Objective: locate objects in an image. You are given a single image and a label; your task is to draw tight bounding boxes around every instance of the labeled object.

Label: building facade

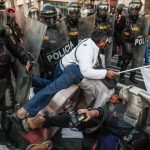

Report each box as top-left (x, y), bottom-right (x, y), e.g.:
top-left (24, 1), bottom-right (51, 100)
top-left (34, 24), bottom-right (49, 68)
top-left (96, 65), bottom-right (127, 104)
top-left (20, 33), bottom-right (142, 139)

top-left (5, 0), bottom-right (150, 17)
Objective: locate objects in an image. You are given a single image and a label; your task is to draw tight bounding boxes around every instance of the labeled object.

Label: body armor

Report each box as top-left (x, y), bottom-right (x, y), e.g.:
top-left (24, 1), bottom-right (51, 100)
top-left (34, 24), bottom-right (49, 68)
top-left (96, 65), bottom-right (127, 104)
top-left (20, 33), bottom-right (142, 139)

top-left (37, 3), bottom-right (73, 79)
top-left (39, 24), bottom-right (73, 79)
top-left (65, 15), bottom-right (79, 47)
top-left (95, 14), bottom-right (114, 66)
top-left (123, 14), bottom-right (146, 65)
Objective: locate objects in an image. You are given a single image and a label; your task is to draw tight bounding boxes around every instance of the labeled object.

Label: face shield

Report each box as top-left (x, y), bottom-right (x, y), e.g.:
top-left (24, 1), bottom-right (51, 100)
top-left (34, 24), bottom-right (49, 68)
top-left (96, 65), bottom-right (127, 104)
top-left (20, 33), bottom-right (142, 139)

top-left (28, 8), bottom-right (39, 20)
top-left (30, 12), bottom-right (39, 20)
top-left (40, 9), bottom-right (57, 26)
top-left (68, 7), bottom-right (80, 20)
top-left (98, 4), bottom-right (108, 16)
top-left (44, 16), bottom-right (56, 26)
top-left (129, 3), bottom-right (141, 16)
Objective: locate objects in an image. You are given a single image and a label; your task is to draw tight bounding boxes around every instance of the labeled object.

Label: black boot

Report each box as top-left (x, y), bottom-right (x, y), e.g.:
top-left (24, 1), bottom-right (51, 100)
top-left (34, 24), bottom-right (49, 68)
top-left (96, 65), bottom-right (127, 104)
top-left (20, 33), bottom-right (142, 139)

top-left (119, 74), bottom-right (125, 84)
top-left (1, 111), bottom-right (18, 149)
top-left (117, 56), bottom-right (122, 67)
top-left (129, 72), bottom-right (138, 84)
top-left (7, 83), bottom-right (16, 109)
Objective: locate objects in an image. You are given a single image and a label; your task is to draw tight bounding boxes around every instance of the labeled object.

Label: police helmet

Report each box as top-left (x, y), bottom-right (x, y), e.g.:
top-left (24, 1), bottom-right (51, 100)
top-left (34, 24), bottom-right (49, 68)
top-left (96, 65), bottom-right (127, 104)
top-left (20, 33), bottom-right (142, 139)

top-left (116, 4), bottom-right (128, 14)
top-left (129, 0), bottom-right (143, 17)
top-left (40, 3), bottom-right (57, 26)
top-left (28, 7), bottom-right (39, 20)
top-left (67, 2), bottom-right (81, 20)
top-left (97, 0), bottom-right (109, 17)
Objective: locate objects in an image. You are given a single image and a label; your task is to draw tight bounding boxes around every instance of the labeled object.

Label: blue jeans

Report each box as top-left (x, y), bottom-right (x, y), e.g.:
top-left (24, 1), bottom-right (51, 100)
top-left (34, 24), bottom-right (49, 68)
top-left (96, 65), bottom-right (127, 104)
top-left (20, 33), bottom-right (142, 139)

top-left (32, 64), bottom-right (63, 93)
top-left (24, 64), bottom-right (83, 116)
top-left (145, 44), bottom-right (149, 65)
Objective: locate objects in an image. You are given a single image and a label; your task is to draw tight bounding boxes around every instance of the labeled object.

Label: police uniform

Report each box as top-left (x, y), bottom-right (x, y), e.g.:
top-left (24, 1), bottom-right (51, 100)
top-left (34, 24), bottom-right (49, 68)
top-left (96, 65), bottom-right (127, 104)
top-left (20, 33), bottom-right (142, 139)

top-left (95, 0), bottom-right (114, 67)
top-left (119, 13), bottom-right (147, 83)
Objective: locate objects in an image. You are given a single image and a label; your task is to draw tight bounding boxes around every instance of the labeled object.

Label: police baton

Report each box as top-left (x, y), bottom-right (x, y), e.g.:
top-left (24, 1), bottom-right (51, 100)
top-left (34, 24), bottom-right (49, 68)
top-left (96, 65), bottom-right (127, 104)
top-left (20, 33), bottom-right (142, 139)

top-left (118, 65), bottom-right (150, 74)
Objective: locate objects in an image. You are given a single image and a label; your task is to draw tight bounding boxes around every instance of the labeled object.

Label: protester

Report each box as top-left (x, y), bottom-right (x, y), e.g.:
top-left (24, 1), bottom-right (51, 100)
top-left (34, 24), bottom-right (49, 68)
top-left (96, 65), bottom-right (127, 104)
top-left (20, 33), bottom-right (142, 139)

top-left (11, 29), bottom-right (118, 132)
top-left (26, 107), bottom-right (149, 150)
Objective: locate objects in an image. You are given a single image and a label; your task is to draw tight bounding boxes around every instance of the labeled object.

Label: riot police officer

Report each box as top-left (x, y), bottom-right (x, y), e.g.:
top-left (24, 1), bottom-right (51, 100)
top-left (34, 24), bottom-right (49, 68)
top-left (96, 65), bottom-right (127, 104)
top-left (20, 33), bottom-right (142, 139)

top-left (36, 3), bottom-right (72, 80)
top-left (113, 4), bottom-right (127, 66)
top-left (119, 0), bottom-right (147, 84)
top-left (65, 2), bottom-right (81, 47)
top-left (6, 7), bottom-right (24, 78)
top-left (95, 0), bottom-right (114, 66)
top-left (38, 3), bottom-right (58, 79)
top-left (0, 1), bottom-right (31, 148)
top-left (28, 7), bottom-right (39, 20)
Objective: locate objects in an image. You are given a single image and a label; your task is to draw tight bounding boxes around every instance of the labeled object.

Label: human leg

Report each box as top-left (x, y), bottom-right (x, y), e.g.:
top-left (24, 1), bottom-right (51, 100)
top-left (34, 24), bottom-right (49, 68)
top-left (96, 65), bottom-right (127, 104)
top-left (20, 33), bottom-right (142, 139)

top-left (12, 64), bottom-right (83, 120)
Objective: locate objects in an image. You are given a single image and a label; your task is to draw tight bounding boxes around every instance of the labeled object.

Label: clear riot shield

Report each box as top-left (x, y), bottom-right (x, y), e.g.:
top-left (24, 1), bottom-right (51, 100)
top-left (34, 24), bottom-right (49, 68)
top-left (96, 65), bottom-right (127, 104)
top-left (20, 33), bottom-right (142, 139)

top-left (15, 18), bottom-right (47, 103)
top-left (0, 10), bottom-right (7, 27)
top-left (78, 13), bottom-right (96, 40)
top-left (15, 6), bottom-right (26, 33)
top-left (23, 18), bottom-right (47, 60)
top-left (144, 15), bottom-right (150, 37)
top-left (41, 19), bottom-right (74, 67)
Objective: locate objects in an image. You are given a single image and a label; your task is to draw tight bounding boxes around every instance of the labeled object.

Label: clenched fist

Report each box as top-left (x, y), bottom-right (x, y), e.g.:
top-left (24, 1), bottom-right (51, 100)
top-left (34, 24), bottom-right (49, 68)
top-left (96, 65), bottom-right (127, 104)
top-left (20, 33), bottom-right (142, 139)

top-left (106, 70), bottom-right (119, 79)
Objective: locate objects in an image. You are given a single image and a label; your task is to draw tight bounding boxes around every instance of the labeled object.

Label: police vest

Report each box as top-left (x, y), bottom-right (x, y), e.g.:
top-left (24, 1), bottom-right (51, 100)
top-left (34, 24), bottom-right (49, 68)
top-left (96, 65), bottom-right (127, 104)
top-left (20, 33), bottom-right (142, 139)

top-left (0, 44), bottom-right (11, 79)
top-left (125, 15), bottom-right (146, 46)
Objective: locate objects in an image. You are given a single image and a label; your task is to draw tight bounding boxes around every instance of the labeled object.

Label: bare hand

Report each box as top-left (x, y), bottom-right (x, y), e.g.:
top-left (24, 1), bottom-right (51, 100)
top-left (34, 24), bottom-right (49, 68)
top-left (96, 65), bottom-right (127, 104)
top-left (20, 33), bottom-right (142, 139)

top-left (25, 61), bottom-right (34, 72)
top-left (106, 70), bottom-right (119, 79)
top-left (78, 109), bottom-right (99, 122)
top-left (124, 32), bottom-right (130, 36)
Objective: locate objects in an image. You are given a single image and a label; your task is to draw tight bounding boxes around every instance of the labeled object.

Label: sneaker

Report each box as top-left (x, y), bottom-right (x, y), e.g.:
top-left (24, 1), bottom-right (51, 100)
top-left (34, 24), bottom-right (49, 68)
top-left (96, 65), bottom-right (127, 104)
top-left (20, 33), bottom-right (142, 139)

top-left (10, 112), bottom-right (30, 132)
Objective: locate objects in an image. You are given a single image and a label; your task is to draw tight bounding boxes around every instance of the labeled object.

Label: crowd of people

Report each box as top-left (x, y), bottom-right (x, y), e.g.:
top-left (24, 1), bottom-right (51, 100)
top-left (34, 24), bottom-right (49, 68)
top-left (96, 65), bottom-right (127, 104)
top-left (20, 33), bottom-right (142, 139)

top-left (0, 0), bottom-right (150, 149)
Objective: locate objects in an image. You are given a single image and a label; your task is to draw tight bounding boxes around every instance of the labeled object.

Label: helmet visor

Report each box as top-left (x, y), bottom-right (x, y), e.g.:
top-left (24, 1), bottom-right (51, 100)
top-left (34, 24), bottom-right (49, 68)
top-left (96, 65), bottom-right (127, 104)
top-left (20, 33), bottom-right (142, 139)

top-left (68, 7), bottom-right (80, 19)
top-left (129, 3), bottom-right (141, 10)
top-left (44, 17), bottom-right (56, 26)
top-left (30, 13), bottom-right (39, 20)
top-left (98, 5), bottom-right (108, 11)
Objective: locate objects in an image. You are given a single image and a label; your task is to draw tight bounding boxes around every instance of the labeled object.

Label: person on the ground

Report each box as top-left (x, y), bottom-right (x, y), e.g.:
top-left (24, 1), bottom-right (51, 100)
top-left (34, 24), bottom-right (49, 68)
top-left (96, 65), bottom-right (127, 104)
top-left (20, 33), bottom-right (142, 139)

top-left (26, 107), bottom-right (149, 150)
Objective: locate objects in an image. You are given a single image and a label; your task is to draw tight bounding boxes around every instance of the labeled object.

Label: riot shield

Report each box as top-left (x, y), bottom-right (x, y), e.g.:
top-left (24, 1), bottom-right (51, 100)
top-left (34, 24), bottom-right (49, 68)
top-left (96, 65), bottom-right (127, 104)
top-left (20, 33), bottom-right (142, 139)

top-left (15, 6), bottom-right (26, 33)
top-left (15, 18), bottom-right (47, 103)
top-left (40, 19), bottom-right (74, 67)
top-left (78, 13), bottom-right (96, 40)
top-left (23, 17), bottom-right (47, 60)
top-left (144, 15), bottom-right (150, 37)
